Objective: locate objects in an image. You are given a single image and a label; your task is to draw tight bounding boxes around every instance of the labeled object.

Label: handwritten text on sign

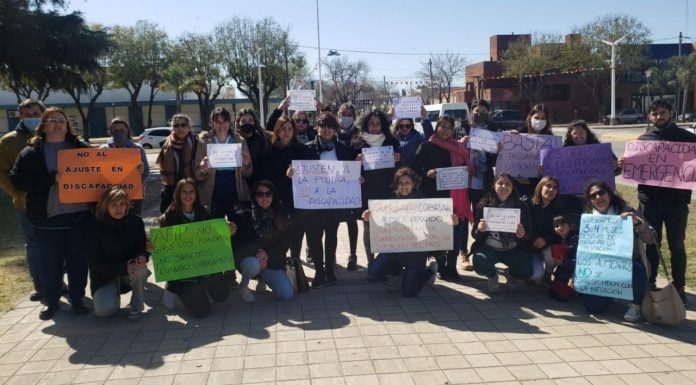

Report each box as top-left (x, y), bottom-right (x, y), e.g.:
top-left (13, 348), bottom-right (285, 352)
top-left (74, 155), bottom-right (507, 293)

top-left (621, 140), bottom-right (696, 190)
top-left (150, 219), bottom-right (234, 282)
top-left (292, 160), bottom-right (362, 209)
top-left (469, 127), bottom-right (500, 153)
top-left (288, 90), bottom-right (316, 111)
top-left (541, 143), bottom-right (615, 194)
top-left (57, 148), bottom-right (143, 203)
top-left (392, 96), bottom-right (422, 119)
top-left (207, 143), bottom-right (242, 168)
top-left (575, 214), bottom-right (634, 301)
top-left (495, 133), bottom-right (562, 178)
top-left (483, 207), bottom-right (520, 233)
top-left (362, 146), bottom-right (395, 170)
top-left (369, 198), bottom-right (453, 253)
top-left (436, 167), bottom-right (469, 190)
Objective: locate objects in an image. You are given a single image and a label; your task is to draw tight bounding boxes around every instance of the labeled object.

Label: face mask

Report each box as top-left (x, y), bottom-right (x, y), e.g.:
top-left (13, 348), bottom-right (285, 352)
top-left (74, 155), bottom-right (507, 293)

top-left (472, 112), bottom-right (488, 124)
top-left (22, 118), bottom-right (40, 130)
top-left (531, 118), bottom-right (547, 131)
top-left (112, 130), bottom-right (129, 147)
top-left (340, 116), bottom-right (354, 128)
top-left (240, 123), bottom-right (256, 135)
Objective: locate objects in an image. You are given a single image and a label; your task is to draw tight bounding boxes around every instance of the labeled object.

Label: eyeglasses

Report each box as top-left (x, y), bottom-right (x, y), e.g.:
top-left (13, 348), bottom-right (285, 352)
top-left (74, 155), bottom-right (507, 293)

top-left (294, 119), bottom-right (309, 124)
top-left (46, 118), bottom-right (67, 124)
top-left (589, 189), bottom-right (607, 200)
top-left (397, 124), bottom-right (413, 129)
top-left (173, 123), bottom-right (189, 129)
top-left (255, 191), bottom-right (273, 198)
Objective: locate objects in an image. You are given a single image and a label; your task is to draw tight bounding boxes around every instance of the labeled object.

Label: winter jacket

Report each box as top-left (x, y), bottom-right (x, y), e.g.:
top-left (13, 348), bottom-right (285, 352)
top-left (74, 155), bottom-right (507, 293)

top-left (230, 204), bottom-right (291, 270)
top-left (0, 123), bottom-right (34, 210)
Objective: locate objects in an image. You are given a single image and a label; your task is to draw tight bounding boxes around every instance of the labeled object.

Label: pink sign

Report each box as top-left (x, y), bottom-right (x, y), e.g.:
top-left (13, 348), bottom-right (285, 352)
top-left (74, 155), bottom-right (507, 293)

top-left (621, 140), bottom-right (696, 190)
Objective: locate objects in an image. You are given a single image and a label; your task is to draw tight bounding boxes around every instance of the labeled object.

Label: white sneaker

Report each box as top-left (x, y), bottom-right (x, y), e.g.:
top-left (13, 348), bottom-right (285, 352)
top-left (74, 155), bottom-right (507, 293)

top-left (256, 280), bottom-right (267, 293)
top-left (624, 304), bottom-right (641, 323)
top-left (460, 253), bottom-right (474, 271)
top-left (240, 287), bottom-right (256, 303)
top-left (504, 269), bottom-right (520, 290)
top-left (162, 290), bottom-right (177, 310)
top-left (488, 272), bottom-right (500, 293)
top-left (426, 261), bottom-right (438, 286)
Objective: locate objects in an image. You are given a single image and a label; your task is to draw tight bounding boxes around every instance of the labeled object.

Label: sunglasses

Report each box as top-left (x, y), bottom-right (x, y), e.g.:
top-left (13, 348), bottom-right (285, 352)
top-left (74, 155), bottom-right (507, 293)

top-left (47, 118), bottom-right (67, 124)
top-left (173, 123), bottom-right (189, 128)
top-left (589, 189), bottom-right (607, 200)
top-left (294, 119), bottom-right (309, 124)
top-left (397, 124), bottom-right (413, 129)
top-left (255, 191), bottom-right (273, 198)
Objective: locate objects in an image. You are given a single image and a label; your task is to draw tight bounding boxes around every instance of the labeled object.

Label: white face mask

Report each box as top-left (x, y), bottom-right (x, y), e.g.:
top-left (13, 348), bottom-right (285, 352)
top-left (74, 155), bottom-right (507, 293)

top-left (531, 118), bottom-right (547, 131)
top-left (340, 116), bottom-right (354, 129)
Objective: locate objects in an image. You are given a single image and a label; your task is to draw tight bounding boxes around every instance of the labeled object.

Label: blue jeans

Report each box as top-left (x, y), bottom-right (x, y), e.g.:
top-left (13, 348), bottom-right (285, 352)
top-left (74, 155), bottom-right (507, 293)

top-left (34, 211), bottom-right (93, 306)
top-left (92, 268), bottom-right (149, 317)
top-left (239, 256), bottom-right (294, 301)
top-left (472, 242), bottom-right (533, 279)
top-left (15, 209), bottom-right (41, 285)
top-left (582, 258), bottom-right (648, 313)
top-left (368, 254), bottom-right (432, 298)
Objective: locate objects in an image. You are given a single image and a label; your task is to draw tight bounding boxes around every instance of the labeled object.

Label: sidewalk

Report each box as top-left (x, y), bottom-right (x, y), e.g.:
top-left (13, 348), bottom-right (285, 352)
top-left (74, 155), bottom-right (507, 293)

top-left (0, 174), bottom-right (694, 385)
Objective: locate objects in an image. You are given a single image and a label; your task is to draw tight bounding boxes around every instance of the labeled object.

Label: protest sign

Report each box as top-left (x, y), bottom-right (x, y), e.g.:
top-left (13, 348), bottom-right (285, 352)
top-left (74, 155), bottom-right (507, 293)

top-left (288, 90), bottom-right (316, 111)
top-left (436, 166), bottom-right (469, 190)
top-left (482, 207), bottom-right (520, 233)
top-left (207, 143), bottom-right (242, 168)
top-left (362, 146), bottom-right (395, 170)
top-left (469, 127), bottom-right (500, 153)
top-left (291, 160), bottom-right (362, 209)
top-left (495, 133), bottom-right (562, 178)
top-left (150, 218), bottom-right (234, 282)
top-left (621, 140), bottom-right (696, 190)
top-left (57, 148), bottom-right (143, 203)
top-left (541, 143), bottom-right (615, 194)
top-left (392, 96), bottom-right (422, 119)
top-left (574, 214), bottom-right (634, 301)
top-left (369, 198), bottom-right (453, 253)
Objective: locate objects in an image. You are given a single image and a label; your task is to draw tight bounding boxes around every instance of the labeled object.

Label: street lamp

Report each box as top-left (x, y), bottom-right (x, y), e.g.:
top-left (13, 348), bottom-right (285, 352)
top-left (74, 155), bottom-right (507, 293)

top-left (315, 0), bottom-right (323, 102)
top-left (645, 68), bottom-right (652, 110)
top-left (257, 47), bottom-right (266, 127)
top-left (601, 34), bottom-right (627, 126)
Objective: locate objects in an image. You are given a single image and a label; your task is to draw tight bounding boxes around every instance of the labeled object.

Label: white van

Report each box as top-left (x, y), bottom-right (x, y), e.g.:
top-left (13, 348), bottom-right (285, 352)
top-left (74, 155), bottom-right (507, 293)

top-left (415, 103), bottom-right (470, 132)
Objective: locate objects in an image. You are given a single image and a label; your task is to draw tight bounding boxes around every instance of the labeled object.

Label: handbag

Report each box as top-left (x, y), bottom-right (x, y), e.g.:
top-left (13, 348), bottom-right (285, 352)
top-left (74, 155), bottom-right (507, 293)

top-left (641, 234), bottom-right (686, 326)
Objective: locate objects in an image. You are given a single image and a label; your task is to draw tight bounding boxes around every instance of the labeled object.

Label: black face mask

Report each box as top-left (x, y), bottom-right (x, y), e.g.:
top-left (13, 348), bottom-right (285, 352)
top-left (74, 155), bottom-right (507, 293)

top-left (472, 112), bottom-right (488, 124)
top-left (240, 123), bottom-right (256, 135)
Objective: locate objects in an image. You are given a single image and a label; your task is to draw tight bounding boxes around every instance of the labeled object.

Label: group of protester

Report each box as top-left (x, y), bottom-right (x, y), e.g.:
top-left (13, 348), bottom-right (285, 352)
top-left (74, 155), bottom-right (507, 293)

top-left (0, 96), bottom-right (692, 324)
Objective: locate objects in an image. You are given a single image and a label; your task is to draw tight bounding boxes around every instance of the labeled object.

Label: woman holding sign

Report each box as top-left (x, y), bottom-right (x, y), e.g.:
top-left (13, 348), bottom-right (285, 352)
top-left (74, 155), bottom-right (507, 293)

top-left (230, 181), bottom-right (294, 303)
top-left (528, 176), bottom-right (563, 284)
top-left (471, 173), bottom-right (533, 292)
top-left (414, 115), bottom-right (473, 281)
top-left (512, 104), bottom-right (554, 198)
top-left (581, 181), bottom-right (653, 322)
top-left (159, 178), bottom-right (230, 318)
top-left (351, 110), bottom-right (401, 269)
top-left (10, 107), bottom-right (92, 320)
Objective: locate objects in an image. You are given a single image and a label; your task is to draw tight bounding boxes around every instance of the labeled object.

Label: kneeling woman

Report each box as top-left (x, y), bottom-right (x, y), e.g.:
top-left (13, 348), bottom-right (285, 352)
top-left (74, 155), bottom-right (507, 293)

top-left (362, 168), bottom-right (441, 297)
top-left (159, 178), bottom-right (231, 318)
top-left (230, 180), bottom-right (294, 303)
top-left (472, 173), bottom-right (533, 292)
top-left (580, 181), bottom-right (653, 322)
top-left (90, 187), bottom-right (150, 318)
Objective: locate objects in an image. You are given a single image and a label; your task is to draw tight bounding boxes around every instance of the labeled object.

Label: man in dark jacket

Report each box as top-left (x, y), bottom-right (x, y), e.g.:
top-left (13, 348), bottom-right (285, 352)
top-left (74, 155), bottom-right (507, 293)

top-left (635, 99), bottom-right (696, 305)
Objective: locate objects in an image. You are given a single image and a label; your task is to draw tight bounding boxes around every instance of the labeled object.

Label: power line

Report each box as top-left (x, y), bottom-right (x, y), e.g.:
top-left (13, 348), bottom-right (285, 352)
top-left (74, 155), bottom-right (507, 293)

top-left (296, 45), bottom-right (488, 57)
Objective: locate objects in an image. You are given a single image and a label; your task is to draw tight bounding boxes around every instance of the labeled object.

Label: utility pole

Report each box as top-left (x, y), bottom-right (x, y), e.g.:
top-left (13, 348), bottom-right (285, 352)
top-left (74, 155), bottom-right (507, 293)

top-left (677, 32), bottom-right (684, 119)
top-left (316, 0), bottom-right (323, 102)
top-left (257, 47), bottom-right (264, 127)
top-left (428, 58), bottom-right (434, 104)
top-left (383, 75), bottom-right (387, 109)
top-left (283, 36), bottom-right (289, 99)
top-left (601, 34), bottom-right (627, 126)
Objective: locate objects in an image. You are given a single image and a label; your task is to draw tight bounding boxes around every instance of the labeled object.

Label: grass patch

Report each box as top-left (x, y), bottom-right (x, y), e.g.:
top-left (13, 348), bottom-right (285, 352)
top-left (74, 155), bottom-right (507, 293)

top-left (0, 197), bottom-right (33, 313)
top-left (615, 183), bottom-right (696, 288)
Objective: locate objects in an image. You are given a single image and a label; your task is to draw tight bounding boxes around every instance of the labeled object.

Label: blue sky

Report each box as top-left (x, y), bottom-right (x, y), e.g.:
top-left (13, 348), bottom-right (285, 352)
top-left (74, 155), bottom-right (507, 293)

top-left (67, 0), bottom-right (693, 85)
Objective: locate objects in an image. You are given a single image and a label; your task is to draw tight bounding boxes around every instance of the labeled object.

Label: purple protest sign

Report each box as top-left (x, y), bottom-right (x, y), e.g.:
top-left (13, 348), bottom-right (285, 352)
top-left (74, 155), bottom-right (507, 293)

top-left (495, 133), bottom-right (562, 178)
top-left (621, 140), bottom-right (696, 190)
top-left (541, 143), bottom-right (616, 194)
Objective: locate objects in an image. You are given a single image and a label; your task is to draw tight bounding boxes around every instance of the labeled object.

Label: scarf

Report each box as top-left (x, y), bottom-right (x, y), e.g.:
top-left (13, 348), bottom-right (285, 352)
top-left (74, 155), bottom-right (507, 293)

top-left (251, 203), bottom-right (275, 239)
top-left (317, 137), bottom-right (335, 153)
top-left (428, 134), bottom-right (473, 223)
top-left (157, 132), bottom-right (195, 186)
top-left (362, 132), bottom-right (386, 147)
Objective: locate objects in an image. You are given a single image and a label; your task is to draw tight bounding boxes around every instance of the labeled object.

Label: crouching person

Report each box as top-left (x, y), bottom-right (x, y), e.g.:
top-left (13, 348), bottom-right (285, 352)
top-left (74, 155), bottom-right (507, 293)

top-left (90, 187), bottom-right (150, 319)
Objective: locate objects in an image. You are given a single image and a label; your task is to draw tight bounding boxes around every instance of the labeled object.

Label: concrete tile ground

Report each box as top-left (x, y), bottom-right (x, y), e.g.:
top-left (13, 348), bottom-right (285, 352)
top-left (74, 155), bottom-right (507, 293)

top-left (1, 168), bottom-right (695, 384)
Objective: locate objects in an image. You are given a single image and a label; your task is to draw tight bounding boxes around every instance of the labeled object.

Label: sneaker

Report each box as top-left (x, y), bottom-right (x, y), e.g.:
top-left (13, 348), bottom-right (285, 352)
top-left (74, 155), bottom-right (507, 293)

top-left (162, 289), bottom-right (177, 310)
top-left (39, 303), bottom-right (59, 320)
top-left (488, 272), bottom-right (500, 293)
top-left (624, 303), bottom-right (641, 323)
top-left (426, 261), bottom-right (438, 287)
top-left (386, 273), bottom-right (403, 289)
top-left (29, 291), bottom-right (43, 302)
top-left (347, 255), bottom-right (357, 271)
top-left (240, 287), bottom-right (256, 303)
top-left (675, 286), bottom-right (688, 306)
top-left (461, 254), bottom-right (474, 271)
top-left (311, 274), bottom-right (325, 289)
top-left (504, 269), bottom-right (520, 290)
top-left (256, 280), bottom-right (267, 293)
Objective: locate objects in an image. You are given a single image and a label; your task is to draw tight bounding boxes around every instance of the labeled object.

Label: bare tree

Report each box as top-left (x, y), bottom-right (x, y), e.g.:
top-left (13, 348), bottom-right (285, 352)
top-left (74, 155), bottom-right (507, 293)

top-left (418, 53), bottom-right (467, 103)
top-left (322, 56), bottom-right (371, 108)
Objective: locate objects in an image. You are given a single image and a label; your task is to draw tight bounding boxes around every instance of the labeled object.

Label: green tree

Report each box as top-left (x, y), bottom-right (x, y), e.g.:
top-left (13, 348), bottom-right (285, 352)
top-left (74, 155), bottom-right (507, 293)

top-left (673, 53), bottom-right (696, 117)
top-left (215, 16), bottom-right (306, 125)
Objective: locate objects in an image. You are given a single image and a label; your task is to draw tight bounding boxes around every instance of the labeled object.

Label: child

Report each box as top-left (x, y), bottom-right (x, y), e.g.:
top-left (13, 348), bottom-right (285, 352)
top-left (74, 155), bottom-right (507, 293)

top-left (547, 215), bottom-right (578, 301)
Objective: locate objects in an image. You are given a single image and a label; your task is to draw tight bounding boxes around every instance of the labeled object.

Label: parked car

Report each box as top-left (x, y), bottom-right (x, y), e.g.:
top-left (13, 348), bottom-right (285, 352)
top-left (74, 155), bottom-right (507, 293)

top-left (603, 109), bottom-right (644, 125)
top-left (491, 110), bottom-right (526, 130)
top-left (135, 127), bottom-right (171, 149)
top-left (677, 111), bottom-right (696, 122)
